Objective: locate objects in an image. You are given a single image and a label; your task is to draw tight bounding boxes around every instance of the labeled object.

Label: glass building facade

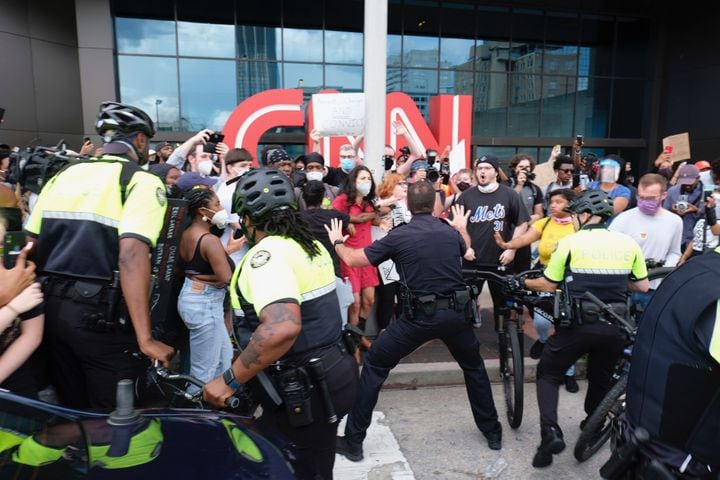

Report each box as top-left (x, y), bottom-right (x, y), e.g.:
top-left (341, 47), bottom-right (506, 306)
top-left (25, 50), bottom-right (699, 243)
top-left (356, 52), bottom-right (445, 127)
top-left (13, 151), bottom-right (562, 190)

top-left (111, 0), bottom-right (652, 166)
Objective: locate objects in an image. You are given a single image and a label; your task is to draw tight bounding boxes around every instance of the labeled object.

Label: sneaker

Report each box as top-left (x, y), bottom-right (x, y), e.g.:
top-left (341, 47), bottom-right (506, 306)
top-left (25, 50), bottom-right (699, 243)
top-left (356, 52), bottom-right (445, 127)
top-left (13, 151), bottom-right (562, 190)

top-left (532, 426), bottom-right (565, 468)
top-left (565, 375), bottom-right (580, 393)
top-left (483, 424), bottom-right (503, 450)
top-left (529, 340), bottom-right (545, 360)
top-left (336, 436), bottom-right (363, 462)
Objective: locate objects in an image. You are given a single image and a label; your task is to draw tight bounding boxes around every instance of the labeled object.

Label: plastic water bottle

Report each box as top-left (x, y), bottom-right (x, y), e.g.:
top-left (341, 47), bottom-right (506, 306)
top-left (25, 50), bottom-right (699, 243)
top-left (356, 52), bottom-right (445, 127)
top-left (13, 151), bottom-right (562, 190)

top-left (483, 457), bottom-right (508, 478)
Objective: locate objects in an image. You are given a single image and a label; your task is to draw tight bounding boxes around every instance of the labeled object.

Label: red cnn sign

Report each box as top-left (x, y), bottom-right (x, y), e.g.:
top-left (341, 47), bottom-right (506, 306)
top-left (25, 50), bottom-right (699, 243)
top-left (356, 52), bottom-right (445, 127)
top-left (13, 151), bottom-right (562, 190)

top-left (222, 88), bottom-right (472, 168)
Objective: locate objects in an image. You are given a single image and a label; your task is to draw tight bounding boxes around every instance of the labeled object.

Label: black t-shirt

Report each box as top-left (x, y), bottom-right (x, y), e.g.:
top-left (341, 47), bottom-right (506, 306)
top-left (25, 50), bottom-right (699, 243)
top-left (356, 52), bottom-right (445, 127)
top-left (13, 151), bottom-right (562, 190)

top-left (454, 184), bottom-right (530, 266)
top-left (364, 214), bottom-right (466, 296)
top-left (299, 208), bottom-right (350, 277)
top-left (324, 167), bottom-right (349, 189)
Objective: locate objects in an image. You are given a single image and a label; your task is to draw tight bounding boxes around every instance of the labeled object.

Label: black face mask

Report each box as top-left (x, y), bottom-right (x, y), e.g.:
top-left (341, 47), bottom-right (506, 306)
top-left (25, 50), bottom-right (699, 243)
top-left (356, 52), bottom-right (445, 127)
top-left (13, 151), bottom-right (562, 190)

top-left (457, 182), bottom-right (471, 192)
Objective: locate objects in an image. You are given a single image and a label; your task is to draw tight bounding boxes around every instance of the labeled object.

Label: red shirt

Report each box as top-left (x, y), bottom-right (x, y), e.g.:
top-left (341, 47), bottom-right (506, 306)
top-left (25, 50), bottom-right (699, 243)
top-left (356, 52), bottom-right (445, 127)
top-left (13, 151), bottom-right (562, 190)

top-left (332, 193), bottom-right (374, 249)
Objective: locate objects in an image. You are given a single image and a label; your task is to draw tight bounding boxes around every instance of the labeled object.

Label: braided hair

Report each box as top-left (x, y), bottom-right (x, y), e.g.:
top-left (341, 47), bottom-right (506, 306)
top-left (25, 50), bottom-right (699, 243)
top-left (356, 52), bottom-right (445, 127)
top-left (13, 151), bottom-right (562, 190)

top-left (254, 208), bottom-right (321, 258)
top-left (184, 187), bottom-right (216, 218)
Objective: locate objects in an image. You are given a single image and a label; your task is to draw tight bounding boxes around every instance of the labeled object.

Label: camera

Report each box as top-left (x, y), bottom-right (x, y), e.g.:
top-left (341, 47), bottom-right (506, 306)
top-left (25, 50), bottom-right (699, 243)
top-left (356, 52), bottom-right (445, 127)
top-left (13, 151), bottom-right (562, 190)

top-left (203, 133), bottom-right (224, 154)
top-left (399, 146), bottom-right (410, 155)
top-left (440, 161), bottom-right (450, 175)
top-left (426, 149), bottom-right (438, 166)
top-left (525, 171), bottom-right (536, 182)
top-left (427, 166), bottom-right (439, 183)
top-left (675, 201), bottom-right (689, 212)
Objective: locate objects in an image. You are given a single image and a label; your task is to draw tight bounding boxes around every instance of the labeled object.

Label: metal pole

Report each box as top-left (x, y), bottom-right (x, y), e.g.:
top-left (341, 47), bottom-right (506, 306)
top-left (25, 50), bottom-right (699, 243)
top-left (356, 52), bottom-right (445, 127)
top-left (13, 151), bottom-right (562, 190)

top-left (363, 0), bottom-right (388, 184)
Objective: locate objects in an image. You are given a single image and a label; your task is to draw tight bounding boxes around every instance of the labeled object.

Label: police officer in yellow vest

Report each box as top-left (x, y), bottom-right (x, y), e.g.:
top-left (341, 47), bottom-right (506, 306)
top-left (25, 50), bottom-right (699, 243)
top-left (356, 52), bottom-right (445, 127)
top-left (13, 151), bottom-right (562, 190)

top-left (516, 189), bottom-right (649, 468)
top-left (203, 168), bottom-right (358, 480)
top-left (24, 102), bottom-right (174, 409)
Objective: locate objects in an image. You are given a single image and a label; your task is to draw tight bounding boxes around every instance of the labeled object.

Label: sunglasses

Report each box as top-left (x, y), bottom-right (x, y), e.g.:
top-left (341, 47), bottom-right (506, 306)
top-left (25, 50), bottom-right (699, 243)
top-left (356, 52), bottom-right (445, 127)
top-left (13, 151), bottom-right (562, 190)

top-left (559, 168), bottom-right (574, 173)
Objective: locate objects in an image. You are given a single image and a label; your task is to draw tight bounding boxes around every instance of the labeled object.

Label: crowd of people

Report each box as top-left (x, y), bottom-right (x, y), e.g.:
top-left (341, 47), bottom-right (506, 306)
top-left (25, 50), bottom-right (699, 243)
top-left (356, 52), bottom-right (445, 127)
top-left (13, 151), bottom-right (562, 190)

top-left (0, 100), bottom-right (717, 479)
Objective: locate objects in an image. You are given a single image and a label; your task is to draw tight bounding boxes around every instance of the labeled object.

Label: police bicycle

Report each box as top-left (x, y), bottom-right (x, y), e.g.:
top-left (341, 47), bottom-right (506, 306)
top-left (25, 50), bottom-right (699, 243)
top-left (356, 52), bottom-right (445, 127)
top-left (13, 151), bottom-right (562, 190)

top-left (462, 267), bottom-right (544, 429)
top-left (573, 266), bottom-right (675, 463)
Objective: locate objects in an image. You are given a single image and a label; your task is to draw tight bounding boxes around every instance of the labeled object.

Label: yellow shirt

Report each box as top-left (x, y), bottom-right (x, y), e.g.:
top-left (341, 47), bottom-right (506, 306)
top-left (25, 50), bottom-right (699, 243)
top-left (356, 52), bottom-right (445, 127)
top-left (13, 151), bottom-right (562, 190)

top-left (531, 217), bottom-right (576, 266)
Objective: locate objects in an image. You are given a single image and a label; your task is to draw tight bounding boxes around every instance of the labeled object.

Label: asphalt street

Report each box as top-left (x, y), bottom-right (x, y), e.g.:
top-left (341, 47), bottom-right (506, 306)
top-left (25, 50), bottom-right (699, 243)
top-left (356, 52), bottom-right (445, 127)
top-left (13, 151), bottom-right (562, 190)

top-left (334, 380), bottom-right (609, 479)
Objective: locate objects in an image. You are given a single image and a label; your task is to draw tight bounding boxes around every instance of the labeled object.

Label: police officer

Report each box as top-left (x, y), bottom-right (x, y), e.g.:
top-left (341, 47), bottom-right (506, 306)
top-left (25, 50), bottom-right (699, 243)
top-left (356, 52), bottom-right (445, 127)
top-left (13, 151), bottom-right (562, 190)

top-left (203, 168), bottom-right (358, 480)
top-left (25, 102), bottom-right (174, 408)
top-left (518, 189), bottom-right (649, 468)
top-left (621, 246), bottom-right (720, 478)
top-left (326, 180), bottom-right (503, 461)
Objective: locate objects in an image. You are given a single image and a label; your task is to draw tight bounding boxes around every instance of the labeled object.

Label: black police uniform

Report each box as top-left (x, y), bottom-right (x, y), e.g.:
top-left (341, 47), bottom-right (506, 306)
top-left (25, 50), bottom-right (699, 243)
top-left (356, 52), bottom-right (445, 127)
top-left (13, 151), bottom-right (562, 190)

top-left (536, 225), bottom-right (646, 434)
top-left (342, 213), bottom-right (501, 448)
top-left (624, 247), bottom-right (720, 477)
top-left (24, 153), bottom-right (167, 408)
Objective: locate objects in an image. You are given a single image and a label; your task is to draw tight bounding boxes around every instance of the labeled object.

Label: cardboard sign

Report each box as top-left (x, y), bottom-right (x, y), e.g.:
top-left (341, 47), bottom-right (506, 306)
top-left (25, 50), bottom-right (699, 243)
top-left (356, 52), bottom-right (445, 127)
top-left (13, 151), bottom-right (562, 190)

top-left (532, 160), bottom-right (557, 189)
top-left (662, 132), bottom-right (691, 163)
top-left (312, 93), bottom-right (366, 136)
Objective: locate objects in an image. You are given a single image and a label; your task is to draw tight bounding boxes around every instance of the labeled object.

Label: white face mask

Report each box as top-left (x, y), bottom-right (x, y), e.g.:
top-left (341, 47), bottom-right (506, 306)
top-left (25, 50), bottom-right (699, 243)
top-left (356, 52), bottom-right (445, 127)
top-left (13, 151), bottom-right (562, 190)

top-left (306, 171), bottom-right (324, 182)
top-left (233, 166), bottom-right (250, 178)
top-left (198, 160), bottom-right (214, 176)
top-left (205, 208), bottom-right (229, 228)
top-left (477, 182), bottom-right (499, 193)
top-left (357, 181), bottom-right (372, 196)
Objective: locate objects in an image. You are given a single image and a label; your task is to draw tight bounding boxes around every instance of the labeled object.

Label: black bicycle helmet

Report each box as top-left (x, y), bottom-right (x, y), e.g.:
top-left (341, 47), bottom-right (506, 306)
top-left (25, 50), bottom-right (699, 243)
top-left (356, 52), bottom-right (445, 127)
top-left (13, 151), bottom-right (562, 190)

top-left (567, 189), bottom-right (614, 218)
top-left (232, 168), bottom-right (296, 219)
top-left (96, 101), bottom-right (156, 139)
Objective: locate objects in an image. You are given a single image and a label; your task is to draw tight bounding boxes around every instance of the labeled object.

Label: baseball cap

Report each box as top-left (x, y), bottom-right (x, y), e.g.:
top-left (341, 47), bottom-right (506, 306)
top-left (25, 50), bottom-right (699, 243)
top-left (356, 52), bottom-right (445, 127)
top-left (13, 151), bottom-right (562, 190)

top-left (676, 164), bottom-right (700, 186)
top-left (411, 161), bottom-right (429, 173)
top-left (156, 141), bottom-right (173, 150)
top-left (695, 160), bottom-right (711, 171)
top-left (176, 172), bottom-right (218, 191)
top-left (476, 154), bottom-right (499, 171)
top-left (304, 152), bottom-right (325, 167)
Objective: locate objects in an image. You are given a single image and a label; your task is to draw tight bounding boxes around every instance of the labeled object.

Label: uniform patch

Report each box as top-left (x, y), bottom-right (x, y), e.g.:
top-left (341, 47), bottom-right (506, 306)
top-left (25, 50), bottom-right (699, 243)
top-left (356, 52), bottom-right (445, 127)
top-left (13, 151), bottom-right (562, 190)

top-left (156, 186), bottom-right (167, 206)
top-left (250, 250), bottom-right (271, 268)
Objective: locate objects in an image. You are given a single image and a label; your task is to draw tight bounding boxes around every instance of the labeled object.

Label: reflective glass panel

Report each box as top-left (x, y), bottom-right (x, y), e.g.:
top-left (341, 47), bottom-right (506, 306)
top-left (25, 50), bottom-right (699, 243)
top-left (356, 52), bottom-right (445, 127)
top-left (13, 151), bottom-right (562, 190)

top-left (615, 17), bottom-right (649, 77)
top-left (511, 43), bottom-right (543, 74)
top-left (440, 38), bottom-right (475, 70)
top-left (476, 40), bottom-right (510, 72)
top-left (178, 21), bottom-right (235, 58)
top-left (542, 45), bottom-right (578, 75)
top-left (237, 26), bottom-right (281, 60)
top-left (473, 72), bottom-right (507, 137)
top-left (283, 28), bottom-right (323, 62)
top-left (118, 55), bottom-right (179, 131)
top-left (115, 18), bottom-right (176, 55)
top-left (403, 35), bottom-right (439, 68)
top-left (325, 31), bottom-right (363, 64)
top-left (541, 75), bottom-right (576, 137)
top-left (575, 76), bottom-right (610, 138)
top-left (179, 59), bottom-right (236, 131)
top-left (508, 73), bottom-right (540, 136)
top-left (440, 70), bottom-right (473, 94)
top-left (581, 15), bottom-right (615, 77)
top-left (237, 61), bottom-right (281, 100)
top-left (387, 68), bottom-right (402, 92)
top-left (610, 79), bottom-right (643, 138)
top-left (475, 146), bottom-right (517, 166)
top-left (403, 69), bottom-right (439, 94)
top-left (325, 65), bottom-right (362, 91)
top-left (387, 35), bottom-right (402, 67)
top-left (283, 62), bottom-right (323, 91)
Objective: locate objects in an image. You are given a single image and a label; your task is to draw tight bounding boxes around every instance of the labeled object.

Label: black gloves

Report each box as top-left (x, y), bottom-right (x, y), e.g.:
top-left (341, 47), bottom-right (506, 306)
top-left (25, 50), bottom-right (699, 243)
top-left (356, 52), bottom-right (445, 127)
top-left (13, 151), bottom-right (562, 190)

top-left (503, 275), bottom-right (526, 296)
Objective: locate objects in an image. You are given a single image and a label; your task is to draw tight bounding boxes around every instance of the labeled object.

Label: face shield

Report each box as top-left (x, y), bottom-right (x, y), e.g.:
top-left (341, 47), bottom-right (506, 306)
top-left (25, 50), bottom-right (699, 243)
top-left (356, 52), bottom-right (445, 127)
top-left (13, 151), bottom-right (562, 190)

top-left (598, 159), bottom-right (621, 183)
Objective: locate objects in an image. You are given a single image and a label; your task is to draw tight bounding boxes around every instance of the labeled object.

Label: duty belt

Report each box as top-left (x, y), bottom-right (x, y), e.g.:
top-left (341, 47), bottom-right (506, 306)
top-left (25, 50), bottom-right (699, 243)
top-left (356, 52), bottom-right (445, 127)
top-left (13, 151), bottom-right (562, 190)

top-left (275, 340), bottom-right (350, 373)
top-left (42, 277), bottom-right (114, 305)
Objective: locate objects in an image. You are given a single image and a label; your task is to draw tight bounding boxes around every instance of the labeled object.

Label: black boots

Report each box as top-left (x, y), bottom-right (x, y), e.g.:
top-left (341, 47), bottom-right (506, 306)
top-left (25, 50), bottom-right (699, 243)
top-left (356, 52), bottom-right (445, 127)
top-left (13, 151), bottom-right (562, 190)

top-left (336, 436), bottom-right (364, 462)
top-left (532, 425), bottom-right (566, 468)
top-left (483, 423), bottom-right (503, 450)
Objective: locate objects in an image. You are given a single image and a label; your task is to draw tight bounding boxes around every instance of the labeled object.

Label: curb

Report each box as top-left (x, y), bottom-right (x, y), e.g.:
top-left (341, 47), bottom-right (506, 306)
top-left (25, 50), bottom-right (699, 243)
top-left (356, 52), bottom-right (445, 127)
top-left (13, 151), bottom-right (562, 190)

top-left (382, 358), bottom-right (588, 389)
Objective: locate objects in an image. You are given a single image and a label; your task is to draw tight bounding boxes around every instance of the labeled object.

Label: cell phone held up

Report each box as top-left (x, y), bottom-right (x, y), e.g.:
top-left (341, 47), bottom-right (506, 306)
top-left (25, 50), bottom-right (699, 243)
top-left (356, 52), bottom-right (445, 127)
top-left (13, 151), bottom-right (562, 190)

top-left (3, 231), bottom-right (25, 269)
top-left (203, 133), bottom-right (225, 154)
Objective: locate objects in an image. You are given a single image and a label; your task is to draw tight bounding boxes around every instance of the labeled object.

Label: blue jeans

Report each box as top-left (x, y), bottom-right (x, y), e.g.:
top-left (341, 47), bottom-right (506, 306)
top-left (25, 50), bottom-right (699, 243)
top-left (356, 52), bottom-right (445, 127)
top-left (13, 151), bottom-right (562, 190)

top-left (177, 278), bottom-right (232, 390)
top-left (630, 289), bottom-right (655, 324)
top-left (534, 310), bottom-right (575, 377)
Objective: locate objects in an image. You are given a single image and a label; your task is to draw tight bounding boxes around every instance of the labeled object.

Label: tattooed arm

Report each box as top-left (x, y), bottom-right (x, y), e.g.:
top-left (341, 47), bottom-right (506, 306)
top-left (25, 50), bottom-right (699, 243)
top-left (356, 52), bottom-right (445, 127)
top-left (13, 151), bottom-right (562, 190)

top-left (203, 302), bottom-right (302, 407)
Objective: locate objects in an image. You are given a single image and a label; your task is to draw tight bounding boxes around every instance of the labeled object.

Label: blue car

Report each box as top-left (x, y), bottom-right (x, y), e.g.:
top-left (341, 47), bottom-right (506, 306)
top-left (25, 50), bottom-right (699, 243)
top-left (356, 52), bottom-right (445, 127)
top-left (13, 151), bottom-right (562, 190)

top-left (0, 389), bottom-right (295, 478)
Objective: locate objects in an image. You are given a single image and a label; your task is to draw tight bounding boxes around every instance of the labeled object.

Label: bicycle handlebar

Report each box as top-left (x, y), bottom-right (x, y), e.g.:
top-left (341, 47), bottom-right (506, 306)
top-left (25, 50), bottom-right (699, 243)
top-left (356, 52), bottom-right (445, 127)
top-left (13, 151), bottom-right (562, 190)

top-left (646, 266), bottom-right (674, 281)
top-left (152, 362), bottom-right (240, 409)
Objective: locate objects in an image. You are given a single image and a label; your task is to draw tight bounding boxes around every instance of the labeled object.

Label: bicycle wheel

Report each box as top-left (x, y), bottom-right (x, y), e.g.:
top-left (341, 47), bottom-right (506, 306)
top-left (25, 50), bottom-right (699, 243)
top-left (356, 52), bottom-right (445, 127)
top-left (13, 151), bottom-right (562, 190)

top-left (574, 373), bottom-right (628, 462)
top-left (499, 323), bottom-right (524, 429)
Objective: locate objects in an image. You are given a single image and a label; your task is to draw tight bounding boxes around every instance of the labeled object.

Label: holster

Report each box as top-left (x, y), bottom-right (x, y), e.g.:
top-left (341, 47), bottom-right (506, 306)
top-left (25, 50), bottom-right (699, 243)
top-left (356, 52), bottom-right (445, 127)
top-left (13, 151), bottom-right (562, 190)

top-left (275, 366), bottom-right (314, 428)
top-left (416, 294), bottom-right (437, 316)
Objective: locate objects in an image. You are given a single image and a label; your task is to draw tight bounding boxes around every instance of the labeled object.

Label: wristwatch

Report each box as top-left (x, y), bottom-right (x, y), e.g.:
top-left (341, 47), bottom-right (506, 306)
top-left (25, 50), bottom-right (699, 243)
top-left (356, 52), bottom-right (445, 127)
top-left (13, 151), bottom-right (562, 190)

top-left (333, 239), bottom-right (345, 246)
top-left (222, 367), bottom-right (242, 391)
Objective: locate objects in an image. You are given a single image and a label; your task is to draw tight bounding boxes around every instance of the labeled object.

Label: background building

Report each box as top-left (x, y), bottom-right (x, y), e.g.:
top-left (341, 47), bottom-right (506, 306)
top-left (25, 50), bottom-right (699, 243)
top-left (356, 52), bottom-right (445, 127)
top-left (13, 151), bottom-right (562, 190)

top-left (1, 0), bottom-right (719, 173)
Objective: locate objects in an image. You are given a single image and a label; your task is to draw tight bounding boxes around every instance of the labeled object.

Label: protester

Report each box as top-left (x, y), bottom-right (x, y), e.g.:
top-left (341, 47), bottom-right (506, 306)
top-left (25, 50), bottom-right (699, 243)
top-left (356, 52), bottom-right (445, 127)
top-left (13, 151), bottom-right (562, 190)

top-left (177, 188), bottom-right (234, 388)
